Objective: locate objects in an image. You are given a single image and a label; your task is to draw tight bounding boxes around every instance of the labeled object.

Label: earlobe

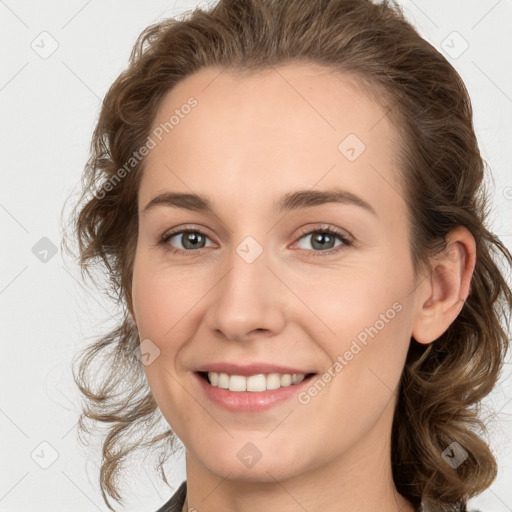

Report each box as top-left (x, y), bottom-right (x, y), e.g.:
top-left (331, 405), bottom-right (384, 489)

top-left (412, 226), bottom-right (476, 345)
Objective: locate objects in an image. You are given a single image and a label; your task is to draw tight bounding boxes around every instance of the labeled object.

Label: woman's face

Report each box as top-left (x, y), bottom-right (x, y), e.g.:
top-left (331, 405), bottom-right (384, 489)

top-left (131, 63), bottom-right (424, 484)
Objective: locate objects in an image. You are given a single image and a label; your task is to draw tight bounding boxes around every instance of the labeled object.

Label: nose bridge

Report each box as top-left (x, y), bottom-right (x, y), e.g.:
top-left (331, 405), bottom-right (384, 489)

top-left (205, 236), bottom-right (286, 341)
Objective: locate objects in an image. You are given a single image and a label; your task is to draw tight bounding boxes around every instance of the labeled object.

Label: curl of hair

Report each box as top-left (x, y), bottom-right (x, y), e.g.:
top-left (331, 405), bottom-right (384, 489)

top-left (61, 0), bottom-right (512, 510)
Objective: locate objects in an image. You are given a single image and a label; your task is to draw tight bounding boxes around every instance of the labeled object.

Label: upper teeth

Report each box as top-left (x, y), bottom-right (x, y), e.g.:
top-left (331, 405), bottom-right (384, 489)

top-left (207, 372), bottom-right (306, 392)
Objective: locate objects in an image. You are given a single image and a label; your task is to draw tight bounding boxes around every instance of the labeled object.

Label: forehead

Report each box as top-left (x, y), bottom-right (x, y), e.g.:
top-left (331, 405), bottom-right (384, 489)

top-left (140, 63), bottom-right (405, 218)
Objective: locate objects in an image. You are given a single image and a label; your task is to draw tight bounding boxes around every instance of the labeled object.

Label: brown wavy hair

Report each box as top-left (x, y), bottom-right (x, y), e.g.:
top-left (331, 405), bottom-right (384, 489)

top-left (61, 0), bottom-right (512, 510)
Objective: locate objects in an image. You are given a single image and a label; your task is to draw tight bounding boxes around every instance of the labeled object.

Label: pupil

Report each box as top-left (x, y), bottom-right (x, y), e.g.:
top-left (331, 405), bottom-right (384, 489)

top-left (183, 232), bottom-right (204, 249)
top-left (312, 232), bottom-right (334, 250)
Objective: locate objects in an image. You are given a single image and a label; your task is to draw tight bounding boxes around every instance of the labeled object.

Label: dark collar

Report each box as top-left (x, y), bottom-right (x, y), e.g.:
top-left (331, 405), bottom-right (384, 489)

top-left (155, 481), bottom-right (187, 512)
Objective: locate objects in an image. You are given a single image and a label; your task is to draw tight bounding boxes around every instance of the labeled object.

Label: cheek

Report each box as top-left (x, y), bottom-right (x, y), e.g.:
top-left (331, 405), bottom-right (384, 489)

top-left (299, 261), bottom-right (411, 340)
top-left (131, 255), bottom-right (204, 424)
top-left (297, 256), bottom-right (414, 392)
top-left (131, 251), bottom-right (208, 343)
top-left (295, 275), bottom-right (413, 449)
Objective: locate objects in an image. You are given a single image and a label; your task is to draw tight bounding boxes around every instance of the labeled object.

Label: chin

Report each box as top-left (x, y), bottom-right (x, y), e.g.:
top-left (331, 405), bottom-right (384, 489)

top-left (197, 442), bottom-right (312, 483)
top-left (208, 458), bottom-right (303, 483)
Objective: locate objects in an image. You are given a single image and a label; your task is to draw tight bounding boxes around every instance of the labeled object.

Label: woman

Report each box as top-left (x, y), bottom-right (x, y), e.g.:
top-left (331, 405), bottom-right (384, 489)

top-left (62, 0), bottom-right (511, 511)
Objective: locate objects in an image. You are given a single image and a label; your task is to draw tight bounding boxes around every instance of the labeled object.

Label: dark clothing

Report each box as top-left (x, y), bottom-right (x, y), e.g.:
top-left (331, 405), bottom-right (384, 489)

top-left (155, 481), bottom-right (187, 512)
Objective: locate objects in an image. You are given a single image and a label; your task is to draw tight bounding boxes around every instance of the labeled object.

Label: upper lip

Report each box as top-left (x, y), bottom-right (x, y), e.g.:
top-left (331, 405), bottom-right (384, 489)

top-left (195, 362), bottom-right (316, 376)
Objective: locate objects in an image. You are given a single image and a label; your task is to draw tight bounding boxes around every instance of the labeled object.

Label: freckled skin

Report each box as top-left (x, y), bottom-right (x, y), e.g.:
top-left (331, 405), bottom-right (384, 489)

top-left (130, 64), bottom-right (475, 512)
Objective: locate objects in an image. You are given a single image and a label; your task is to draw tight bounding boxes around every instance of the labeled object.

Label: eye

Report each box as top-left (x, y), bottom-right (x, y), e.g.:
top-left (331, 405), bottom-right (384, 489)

top-left (159, 227), bottom-right (215, 255)
top-left (292, 225), bottom-right (352, 256)
top-left (158, 224), bottom-right (352, 257)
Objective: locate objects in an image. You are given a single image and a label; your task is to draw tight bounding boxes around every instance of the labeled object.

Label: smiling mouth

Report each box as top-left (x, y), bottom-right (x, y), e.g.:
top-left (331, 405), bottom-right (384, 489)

top-left (197, 371), bottom-right (317, 392)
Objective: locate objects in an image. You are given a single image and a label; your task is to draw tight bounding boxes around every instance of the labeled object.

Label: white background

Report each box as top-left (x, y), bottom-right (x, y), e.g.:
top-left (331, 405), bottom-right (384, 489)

top-left (1, 1), bottom-right (511, 510)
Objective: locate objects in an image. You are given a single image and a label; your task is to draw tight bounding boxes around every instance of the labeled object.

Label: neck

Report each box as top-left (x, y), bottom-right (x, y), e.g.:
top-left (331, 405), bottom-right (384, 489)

top-left (183, 402), bottom-right (415, 512)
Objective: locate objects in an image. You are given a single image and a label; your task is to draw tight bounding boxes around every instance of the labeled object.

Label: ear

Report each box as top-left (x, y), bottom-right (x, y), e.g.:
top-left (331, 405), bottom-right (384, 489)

top-left (412, 226), bottom-right (476, 344)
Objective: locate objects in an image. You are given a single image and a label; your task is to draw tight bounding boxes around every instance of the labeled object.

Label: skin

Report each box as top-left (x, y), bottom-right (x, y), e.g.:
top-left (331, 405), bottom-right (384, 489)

top-left (129, 63), bottom-right (476, 512)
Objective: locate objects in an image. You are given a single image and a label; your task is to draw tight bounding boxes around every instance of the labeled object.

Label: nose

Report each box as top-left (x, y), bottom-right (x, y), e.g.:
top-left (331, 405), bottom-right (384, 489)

top-left (204, 243), bottom-right (287, 342)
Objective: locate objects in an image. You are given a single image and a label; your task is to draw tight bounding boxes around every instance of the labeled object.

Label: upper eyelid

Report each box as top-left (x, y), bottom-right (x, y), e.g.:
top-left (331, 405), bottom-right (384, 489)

top-left (162, 224), bottom-right (215, 241)
top-left (296, 225), bottom-right (352, 240)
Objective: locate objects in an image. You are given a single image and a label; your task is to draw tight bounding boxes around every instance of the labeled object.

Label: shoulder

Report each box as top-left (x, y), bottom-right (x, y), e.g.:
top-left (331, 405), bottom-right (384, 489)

top-left (155, 481), bottom-right (187, 512)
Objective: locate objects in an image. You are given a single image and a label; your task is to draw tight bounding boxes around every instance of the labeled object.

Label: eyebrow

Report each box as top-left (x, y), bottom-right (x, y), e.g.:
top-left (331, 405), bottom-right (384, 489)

top-left (142, 187), bottom-right (377, 217)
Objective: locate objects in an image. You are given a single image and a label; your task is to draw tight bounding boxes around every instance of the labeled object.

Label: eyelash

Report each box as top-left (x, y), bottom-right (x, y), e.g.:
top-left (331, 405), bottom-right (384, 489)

top-left (158, 224), bottom-right (353, 257)
top-left (295, 225), bottom-right (353, 257)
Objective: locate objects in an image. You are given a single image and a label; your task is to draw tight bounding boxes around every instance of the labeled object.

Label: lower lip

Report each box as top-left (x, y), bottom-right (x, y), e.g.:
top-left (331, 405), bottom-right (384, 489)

top-left (194, 372), bottom-right (315, 412)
